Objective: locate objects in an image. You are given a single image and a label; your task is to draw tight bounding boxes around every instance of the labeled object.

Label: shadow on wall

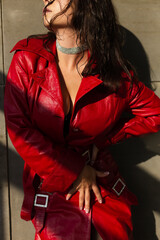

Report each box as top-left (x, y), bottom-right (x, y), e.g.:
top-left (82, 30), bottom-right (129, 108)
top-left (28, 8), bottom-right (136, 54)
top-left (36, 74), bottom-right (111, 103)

top-left (120, 26), bottom-right (153, 89)
top-left (0, 143), bottom-right (24, 240)
top-left (0, 26), bottom-right (160, 240)
top-left (113, 26), bottom-right (160, 240)
top-left (0, 72), bottom-right (5, 85)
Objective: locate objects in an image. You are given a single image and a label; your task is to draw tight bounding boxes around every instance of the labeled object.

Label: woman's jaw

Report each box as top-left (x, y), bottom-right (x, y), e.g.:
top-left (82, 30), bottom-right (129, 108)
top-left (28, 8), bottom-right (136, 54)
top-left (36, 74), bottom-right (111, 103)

top-left (43, 0), bottom-right (82, 49)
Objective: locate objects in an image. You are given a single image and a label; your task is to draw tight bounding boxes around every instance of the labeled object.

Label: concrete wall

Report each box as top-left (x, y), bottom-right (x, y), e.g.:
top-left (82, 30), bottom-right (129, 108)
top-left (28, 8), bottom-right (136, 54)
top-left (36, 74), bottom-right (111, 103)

top-left (0, 0), bottom-right (160, 239)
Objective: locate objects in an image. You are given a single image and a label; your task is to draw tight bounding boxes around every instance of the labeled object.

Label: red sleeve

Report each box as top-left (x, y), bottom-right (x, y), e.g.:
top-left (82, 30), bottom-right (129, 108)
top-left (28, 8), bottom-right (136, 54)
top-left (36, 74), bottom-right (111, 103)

top-left (4, 51), bottom-right (86, 193)
top-left (102, 77), bottom-right (160, 146)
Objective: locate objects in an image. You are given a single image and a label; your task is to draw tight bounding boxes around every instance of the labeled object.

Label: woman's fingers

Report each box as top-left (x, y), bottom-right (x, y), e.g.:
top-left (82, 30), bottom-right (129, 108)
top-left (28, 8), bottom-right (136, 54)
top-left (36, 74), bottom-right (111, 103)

top-left (67, 183), bottom-right (103, 213)
top-left (66, 166), bottom-right (108, 212)
top-left (66, 186), bottom-right (77, 200)
top-left (92, 184), bottom-right (102, 203)
top-left (79, 187), bottom-right (91, 213)
top-left (79, 188), bottom-right (85, 210)
top-left (96, 170), bottom-right (110, 178)
top-left (84, 187), bottom-right (90, 213)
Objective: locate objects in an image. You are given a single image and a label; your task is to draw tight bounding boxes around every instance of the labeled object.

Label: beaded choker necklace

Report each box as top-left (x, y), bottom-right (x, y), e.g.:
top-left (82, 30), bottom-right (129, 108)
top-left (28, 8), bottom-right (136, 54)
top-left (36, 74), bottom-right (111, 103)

top-left (56, 40), bottom-right (88, 54)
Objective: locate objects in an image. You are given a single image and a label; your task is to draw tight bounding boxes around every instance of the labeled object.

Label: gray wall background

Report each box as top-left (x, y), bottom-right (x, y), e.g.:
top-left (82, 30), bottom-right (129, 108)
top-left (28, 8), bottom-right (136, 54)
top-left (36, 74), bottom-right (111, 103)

top-left (0, 0), bottom-right (160, 239)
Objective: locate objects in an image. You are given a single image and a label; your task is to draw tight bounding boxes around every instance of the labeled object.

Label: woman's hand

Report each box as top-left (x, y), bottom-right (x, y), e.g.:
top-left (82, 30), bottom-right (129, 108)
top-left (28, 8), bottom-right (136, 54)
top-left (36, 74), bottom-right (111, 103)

top-left (66, 164), bottom-right (109, 213)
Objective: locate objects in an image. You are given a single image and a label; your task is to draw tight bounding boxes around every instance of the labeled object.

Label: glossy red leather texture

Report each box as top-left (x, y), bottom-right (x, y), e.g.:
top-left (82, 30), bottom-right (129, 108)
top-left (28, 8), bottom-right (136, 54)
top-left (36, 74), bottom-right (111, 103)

top-left (4, 38), bottom-right (160, 239)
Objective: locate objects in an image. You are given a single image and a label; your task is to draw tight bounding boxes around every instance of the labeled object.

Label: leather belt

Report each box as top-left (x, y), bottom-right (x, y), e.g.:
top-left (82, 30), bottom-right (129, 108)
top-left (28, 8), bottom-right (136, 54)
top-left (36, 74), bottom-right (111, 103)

top-left (34, 176), bottom-right (126, 210)
top-left (82, 149), bottom-right (91, 165)
top-left (33, 191), bottom-right (53, 233)
top-left (33, 175), bottom-right (127, 233)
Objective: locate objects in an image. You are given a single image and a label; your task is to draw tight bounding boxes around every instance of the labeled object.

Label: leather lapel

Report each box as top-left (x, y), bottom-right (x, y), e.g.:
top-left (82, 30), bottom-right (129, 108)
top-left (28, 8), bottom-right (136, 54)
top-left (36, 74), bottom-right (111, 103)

top-left (31, 68), bottom-right (104, 125)
top-left (75, 75), bottom-right (103, 104)
top-left (31, 64), bottom-right (63, 107)
top-left (31, 67), bottom-right (103, 109)
top-left (13, 38), bottom-right (104, 113)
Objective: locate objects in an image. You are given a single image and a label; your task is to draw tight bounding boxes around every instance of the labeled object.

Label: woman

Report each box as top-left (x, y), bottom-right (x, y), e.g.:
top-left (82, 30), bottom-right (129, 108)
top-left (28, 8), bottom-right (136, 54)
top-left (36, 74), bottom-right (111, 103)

top-left (4, 0), bottom-right (160, 239)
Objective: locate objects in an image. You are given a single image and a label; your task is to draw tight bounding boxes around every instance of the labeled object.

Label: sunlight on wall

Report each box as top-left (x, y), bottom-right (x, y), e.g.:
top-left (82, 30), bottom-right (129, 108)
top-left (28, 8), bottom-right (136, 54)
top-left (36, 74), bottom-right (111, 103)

top-left (138, 156), bottom-right (160, 181)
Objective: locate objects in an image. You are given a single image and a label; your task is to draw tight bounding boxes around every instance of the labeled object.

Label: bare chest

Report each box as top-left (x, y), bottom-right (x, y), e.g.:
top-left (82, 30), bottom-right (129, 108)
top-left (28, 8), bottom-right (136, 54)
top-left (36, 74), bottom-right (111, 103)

top-left (57, 67), bottom-right (82, 115)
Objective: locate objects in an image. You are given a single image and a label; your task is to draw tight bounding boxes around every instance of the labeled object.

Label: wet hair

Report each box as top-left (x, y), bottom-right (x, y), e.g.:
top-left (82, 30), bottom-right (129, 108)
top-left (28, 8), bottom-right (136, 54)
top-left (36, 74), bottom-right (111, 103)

top-left (28, 0), bottom-right (136, 92)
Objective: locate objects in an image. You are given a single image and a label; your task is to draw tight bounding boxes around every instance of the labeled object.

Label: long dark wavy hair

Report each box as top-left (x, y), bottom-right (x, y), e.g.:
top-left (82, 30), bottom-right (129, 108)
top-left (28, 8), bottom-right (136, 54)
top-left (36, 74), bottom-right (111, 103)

top-left (28, 0), bottom-right (136, 92)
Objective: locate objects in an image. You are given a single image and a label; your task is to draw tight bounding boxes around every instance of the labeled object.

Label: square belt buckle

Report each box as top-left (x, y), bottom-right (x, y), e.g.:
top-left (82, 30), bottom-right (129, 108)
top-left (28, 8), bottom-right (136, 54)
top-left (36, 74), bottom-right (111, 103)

top-left (34, 194), bottom-right (49, 208)
top-left (112, 178), bottom-right (126, 196)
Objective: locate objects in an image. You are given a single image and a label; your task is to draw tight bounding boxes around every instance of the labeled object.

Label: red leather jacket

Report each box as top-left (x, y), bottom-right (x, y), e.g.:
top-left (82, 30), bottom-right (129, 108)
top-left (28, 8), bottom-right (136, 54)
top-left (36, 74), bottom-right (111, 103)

top-left (4, 38), bottom-right (160, 238)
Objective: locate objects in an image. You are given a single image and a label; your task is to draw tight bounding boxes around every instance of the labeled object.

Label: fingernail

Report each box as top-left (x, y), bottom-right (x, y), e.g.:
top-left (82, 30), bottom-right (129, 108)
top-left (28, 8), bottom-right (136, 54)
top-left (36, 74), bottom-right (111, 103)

top-left (99, 199), bottom-right (102, 204)
top-left (104, 171), bottom-right (110, 175)
top-left (66, 196), bottom-right (69, 200)
top-left (85, 209), bottom-right (89, 213)
top-left (79, 207), bottom-right (83, 210)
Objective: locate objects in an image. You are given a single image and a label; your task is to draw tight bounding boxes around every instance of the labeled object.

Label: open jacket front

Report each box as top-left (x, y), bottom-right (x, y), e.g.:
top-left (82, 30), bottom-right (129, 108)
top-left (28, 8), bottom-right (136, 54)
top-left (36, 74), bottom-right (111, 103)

top-left (4, 38), bottom-right (160, 240)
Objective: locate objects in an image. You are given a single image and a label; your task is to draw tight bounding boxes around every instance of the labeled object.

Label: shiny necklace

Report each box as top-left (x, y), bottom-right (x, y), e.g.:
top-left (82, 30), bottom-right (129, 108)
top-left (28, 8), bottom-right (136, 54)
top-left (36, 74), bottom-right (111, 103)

top-left (56, 40), bottom-right (88, 54)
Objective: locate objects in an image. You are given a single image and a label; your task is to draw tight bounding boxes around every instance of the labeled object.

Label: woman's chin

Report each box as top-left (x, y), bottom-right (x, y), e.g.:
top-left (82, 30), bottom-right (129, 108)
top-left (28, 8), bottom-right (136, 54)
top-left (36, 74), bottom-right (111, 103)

top-left (43, 19), bottom-right (50, 28)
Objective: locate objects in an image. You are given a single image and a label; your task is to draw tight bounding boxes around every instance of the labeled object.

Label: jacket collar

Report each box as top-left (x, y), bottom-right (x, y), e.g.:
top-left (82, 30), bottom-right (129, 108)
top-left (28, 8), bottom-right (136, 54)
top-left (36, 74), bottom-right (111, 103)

top-left (11, 38), bottom-right (104, 109)
top-left (10, 38), bottom-right (56, 63)
top-left (31, 67), bottom-right (103, 109)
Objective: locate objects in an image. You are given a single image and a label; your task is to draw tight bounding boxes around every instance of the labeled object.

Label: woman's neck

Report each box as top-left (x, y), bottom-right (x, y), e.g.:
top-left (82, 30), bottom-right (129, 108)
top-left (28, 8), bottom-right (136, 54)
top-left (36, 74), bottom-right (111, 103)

top-left (55, 29), bottom-right (88, 72)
